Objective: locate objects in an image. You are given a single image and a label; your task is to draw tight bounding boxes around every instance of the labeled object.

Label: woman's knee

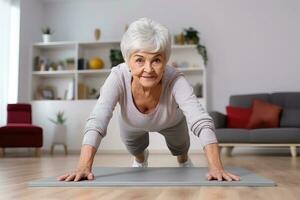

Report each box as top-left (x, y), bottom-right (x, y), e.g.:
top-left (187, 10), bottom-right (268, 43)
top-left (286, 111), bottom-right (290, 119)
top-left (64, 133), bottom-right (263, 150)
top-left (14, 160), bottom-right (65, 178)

top-left (121, 132), bottom-right (149, 156)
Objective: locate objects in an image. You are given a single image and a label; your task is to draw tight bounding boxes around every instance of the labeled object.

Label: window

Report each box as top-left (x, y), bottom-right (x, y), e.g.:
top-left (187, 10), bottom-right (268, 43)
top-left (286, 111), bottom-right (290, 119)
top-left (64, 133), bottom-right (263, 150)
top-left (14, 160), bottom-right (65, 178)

top-left (0, 0), bottom-right (20, 125)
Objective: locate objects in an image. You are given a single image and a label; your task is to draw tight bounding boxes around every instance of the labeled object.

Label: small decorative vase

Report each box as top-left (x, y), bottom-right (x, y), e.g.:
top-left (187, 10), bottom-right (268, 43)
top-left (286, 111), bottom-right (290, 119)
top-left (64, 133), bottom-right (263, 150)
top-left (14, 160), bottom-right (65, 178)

top-left (174, 33), bottom-right (185, 45)
top-left (94, 28), bottom-right (101, 41)
top-left (53, 124), bottom-right (67, 144)
top-left (43, 34), bottom-right (51, 43)
top-left (57, 64), bottom-right (63, 71)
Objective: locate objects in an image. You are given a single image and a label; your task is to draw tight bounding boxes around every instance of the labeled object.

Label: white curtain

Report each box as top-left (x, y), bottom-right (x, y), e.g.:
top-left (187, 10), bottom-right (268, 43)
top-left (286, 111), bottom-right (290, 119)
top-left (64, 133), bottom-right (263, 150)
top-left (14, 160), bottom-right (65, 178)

top-left (0, 0), bottom-right (20, 125)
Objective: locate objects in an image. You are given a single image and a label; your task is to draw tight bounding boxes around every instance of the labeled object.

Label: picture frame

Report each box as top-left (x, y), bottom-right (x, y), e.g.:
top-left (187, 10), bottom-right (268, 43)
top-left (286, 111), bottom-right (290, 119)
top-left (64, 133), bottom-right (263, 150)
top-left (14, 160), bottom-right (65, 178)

top-left (42, 88), bottom-right (54, 99)
top-left (35, 86), bottom-right (55, 100)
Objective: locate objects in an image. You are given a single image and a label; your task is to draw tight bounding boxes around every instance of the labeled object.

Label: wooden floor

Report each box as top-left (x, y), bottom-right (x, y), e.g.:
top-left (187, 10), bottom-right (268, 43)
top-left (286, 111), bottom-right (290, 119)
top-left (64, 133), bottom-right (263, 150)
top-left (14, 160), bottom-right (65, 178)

top-left (0, 151), bottom-right (299, 200)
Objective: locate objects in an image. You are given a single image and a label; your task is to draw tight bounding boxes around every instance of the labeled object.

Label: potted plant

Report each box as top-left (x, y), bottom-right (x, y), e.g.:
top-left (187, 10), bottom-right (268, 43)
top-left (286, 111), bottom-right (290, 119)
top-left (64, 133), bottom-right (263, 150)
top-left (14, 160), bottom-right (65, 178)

top-left (183, 27), bottom-right (208, 65)
top-left (42, 27), bottom-right (53, 43)
top-left (110, 49), bottom-right (124, 67)
top-left (183, 27), bottom-right (200, 44)
top-left (49, 111), bottom-right (67, 144)
top-left (197, 44), bottom-right (208, 65)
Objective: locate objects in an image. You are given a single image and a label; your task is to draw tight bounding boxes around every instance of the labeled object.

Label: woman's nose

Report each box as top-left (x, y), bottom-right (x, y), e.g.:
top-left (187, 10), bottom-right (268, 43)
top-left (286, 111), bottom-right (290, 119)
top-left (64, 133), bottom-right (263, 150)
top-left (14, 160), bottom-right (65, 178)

top-left (144, 61), bottom-right (154, 72)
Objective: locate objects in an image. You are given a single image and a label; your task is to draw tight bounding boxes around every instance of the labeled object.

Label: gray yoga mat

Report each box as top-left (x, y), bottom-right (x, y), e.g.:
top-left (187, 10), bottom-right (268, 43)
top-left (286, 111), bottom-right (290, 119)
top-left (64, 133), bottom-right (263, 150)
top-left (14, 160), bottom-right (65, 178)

top-left (28, 167), bottom-right (276, 187)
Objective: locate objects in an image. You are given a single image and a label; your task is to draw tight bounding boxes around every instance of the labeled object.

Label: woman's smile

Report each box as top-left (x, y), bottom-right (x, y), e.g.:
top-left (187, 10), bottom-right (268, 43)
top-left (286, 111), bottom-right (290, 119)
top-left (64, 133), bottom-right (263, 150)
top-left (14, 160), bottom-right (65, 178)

top-left (141, 75), bottom-right (156, 79)
top-left (141, 76), bottom-right (157, 83)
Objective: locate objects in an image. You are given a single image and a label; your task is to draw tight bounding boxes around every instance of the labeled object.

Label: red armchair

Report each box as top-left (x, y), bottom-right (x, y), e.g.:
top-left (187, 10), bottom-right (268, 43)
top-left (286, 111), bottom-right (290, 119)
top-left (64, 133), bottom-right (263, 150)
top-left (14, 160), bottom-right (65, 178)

top-left (0, 104), bottom-right (43, 157)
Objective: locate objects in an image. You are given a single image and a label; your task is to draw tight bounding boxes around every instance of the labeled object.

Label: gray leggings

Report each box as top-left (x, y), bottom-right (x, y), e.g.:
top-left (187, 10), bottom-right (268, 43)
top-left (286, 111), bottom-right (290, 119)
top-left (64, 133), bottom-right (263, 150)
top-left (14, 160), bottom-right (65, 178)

top-left (119, 117), bottom-right (190, 156)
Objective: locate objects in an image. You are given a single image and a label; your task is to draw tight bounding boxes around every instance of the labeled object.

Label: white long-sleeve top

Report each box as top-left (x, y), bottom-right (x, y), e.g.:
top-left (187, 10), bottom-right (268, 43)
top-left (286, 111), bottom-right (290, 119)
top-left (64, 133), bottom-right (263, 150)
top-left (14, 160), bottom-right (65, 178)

top-left (82, 63), bottom-right (218, 149)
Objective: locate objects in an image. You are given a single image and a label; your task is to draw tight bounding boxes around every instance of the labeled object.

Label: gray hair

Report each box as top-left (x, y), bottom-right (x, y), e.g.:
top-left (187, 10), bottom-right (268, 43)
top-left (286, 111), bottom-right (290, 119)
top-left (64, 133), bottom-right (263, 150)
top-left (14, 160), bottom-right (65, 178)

top-left (121, 18), bottom-right (171, 63)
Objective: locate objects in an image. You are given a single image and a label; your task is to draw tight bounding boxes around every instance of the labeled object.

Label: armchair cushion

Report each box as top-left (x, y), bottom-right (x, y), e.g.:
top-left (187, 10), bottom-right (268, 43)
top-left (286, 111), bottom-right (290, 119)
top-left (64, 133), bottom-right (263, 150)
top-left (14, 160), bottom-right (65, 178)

top-left (7, 104), bottom-right (32, 124)
top-left (0, 124), bottom-right (43, 147)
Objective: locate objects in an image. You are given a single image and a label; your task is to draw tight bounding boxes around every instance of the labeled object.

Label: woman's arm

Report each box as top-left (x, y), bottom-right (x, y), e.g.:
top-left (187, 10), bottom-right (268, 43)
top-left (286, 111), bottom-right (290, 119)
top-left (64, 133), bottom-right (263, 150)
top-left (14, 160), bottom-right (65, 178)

top-left (172, 75), bottom-right (240, 181)
top-left (77, 144), bottom-right (97, 170)
top-left (204, 143), bottom-right (223, 170)
top-left (58, 68), bottom-right (122, 182)
top-left (82, 68), bottom-right (122, 149)
top-left (171, 75), bottom-right (217, 147)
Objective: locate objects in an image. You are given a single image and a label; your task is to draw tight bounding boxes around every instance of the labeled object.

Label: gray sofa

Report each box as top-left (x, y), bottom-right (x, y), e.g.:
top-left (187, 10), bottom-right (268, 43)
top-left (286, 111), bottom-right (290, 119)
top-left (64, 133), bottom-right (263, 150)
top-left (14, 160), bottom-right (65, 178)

top-left (210, 92), bottom-right (300, 157)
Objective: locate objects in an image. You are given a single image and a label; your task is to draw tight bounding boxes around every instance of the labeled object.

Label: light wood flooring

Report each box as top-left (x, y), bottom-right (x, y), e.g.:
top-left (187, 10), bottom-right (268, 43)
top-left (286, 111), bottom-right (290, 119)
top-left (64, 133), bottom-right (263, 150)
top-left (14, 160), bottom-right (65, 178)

top-left (0, 151), bottom-right (299, 200)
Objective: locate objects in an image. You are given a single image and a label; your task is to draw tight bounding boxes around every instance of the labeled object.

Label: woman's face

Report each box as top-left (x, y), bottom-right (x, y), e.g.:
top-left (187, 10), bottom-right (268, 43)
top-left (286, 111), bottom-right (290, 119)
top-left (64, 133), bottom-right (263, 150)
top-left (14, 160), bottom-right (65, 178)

top-left (128, 51), bottom-right (166, 89)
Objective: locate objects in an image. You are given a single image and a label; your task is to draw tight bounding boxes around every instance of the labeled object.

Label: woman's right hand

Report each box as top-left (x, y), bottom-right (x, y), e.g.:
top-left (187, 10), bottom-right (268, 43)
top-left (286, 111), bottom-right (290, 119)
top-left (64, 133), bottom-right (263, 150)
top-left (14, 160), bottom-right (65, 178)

top-left (57, 165), bottom-right (94, 182)
top-left (57, 144), bottom-right (97, 182)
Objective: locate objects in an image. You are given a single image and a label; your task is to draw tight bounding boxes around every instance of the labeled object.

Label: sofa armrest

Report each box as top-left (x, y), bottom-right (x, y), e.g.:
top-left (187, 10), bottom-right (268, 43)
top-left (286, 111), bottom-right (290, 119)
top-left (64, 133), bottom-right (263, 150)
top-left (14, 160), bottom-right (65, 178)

top-left (209, 111), bottom-right (227, 128)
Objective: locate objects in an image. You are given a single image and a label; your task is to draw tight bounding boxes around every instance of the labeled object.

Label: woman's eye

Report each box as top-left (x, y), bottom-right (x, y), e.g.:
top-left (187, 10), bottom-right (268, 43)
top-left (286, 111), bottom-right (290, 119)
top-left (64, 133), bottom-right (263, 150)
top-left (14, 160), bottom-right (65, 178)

top-left (153, 59), bottom-right (161, 63)
top-left (136, 59), bottom-right (143, 63)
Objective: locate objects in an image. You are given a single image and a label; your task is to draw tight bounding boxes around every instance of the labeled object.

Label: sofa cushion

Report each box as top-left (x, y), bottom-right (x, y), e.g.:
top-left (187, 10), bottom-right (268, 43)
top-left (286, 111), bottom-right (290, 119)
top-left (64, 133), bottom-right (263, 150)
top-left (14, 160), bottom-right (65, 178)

top-left (271, 92), bottom-right (300, 109)
top-left (215, 129), bottom-right (251, 143)
top-left (280, 109), bottom-right (300, 127)
top-left (250, 128), bottom-right (300, 143)
top-left (246, 100), bottom-right (282, 129)
top-left (216, 128), bottom-right (300, 144)
top-left (226, 106), bottom-right (252, 128)
top-left (229, 93), bottom-right (270, 108)
top-left (209, 111), bottom-right (227, 128)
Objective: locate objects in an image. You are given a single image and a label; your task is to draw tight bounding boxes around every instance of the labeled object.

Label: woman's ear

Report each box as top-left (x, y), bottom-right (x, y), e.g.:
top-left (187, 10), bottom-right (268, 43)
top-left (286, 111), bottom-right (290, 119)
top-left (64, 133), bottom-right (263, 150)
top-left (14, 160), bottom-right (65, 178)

top-left (125, 60), bottom-right (131, 72)
top-left (127, 65), bottom-right (131, 72)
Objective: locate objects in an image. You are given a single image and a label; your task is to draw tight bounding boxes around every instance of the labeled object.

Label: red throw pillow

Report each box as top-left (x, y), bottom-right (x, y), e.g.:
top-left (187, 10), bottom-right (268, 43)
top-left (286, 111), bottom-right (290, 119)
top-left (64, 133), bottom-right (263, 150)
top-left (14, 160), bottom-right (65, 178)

top-left (246, 99), bottom-right (282, 129)
top-left (226, 106), bottom-right (252, 128)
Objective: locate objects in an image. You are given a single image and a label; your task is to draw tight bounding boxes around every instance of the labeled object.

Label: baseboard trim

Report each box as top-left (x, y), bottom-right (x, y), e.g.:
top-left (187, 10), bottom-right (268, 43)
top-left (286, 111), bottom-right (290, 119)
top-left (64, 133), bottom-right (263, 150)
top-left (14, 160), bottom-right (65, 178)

top-left (219, 143), bottom-right (300, 147)
top-left (41, 149), bottom-right (205, 155)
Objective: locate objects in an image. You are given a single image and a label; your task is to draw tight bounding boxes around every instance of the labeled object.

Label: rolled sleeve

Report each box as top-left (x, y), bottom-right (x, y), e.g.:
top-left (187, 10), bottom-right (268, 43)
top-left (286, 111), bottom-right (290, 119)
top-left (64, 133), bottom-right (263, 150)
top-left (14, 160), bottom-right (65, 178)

top-left (172, 75), bottom-right (218, 148)
top-left (82, 67), bottom-right (121, 150)
top-left (199, 128), bottom-right (218, 148)
top-left (82, 130), bottom-right (103, 149)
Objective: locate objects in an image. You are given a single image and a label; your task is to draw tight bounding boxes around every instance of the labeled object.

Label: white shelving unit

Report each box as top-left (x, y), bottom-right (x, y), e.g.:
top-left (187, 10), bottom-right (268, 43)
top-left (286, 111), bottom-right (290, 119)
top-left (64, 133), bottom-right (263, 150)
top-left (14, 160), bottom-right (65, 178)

top-left (30, 40), bottom-right (208, 152)
top-left (30, 40), bottom-right (207, 107)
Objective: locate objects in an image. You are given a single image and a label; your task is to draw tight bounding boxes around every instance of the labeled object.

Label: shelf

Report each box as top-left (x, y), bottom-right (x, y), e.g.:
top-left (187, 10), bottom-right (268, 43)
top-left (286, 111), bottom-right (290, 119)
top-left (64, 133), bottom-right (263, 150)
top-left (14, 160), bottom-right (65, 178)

top-left (78, 69), bottom-right (111, 74)
top-left (33, 41), bottom-right (77, 49)
top-left (171, 44), bottom-right (197, 49)
top-left (33, 40), bottom-right (120, 48)
top-left (78, 69), bottom-right (111, 78)
top-left (79, 41), bottom-right (120, 48)
top-left (31, 99), bottom-right (75, 102)
top-left (76, 99), bottom-right (98, 102)
top-left (32, 70), bottom-right (76, 77)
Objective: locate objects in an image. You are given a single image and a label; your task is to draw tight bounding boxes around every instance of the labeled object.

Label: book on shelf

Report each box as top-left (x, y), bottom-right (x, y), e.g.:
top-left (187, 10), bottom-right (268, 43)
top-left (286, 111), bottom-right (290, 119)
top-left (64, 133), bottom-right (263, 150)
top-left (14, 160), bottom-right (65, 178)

top-left (65, 79), bottom-right (75, 100)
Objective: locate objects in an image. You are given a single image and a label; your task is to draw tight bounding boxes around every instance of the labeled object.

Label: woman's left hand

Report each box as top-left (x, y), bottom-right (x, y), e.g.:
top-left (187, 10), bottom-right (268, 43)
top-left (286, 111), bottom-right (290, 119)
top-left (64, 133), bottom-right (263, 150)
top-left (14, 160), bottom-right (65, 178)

top-left (203, 143), bottom-right (241, 181)
top-left (206, 167), bottom-right (241, 181)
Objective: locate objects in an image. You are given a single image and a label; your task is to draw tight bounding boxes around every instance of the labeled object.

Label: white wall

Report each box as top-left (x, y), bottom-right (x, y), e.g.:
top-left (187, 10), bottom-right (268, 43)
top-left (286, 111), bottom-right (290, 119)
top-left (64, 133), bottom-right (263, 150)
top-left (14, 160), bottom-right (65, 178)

top-left (19, 0), bottom-right (44, 102)
top-left (20, 0), bottom-right (300, 112)
top-left (18, 0), bottom-right (300, 153)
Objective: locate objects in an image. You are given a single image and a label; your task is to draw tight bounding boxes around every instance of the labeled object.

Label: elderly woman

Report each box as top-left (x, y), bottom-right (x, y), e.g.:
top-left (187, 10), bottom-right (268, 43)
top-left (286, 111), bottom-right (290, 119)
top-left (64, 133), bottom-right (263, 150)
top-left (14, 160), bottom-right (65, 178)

top-left (58, 18), bottom-right (240, 182)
